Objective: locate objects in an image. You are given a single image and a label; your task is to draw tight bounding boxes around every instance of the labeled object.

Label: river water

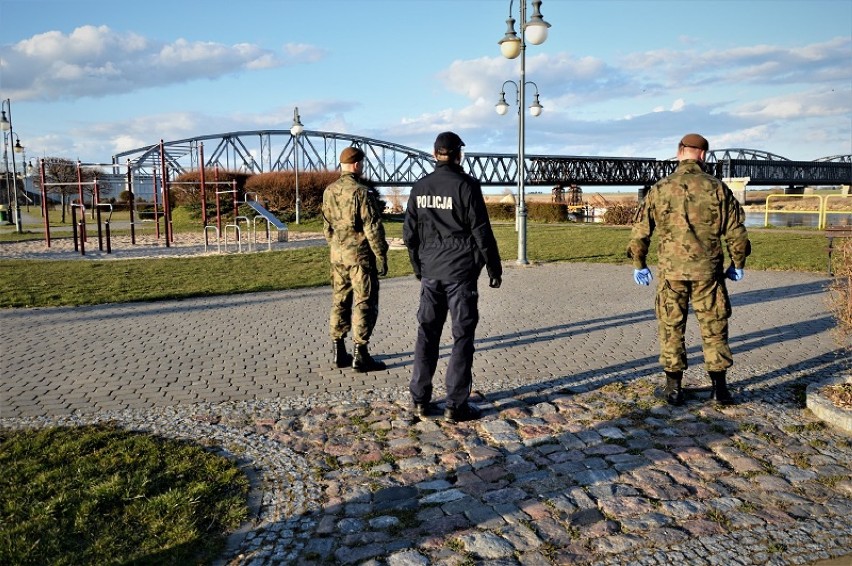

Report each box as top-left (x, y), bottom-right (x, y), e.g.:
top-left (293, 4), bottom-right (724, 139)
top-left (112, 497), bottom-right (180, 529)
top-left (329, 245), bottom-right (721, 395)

top-left (578, 210), bottom-right (851, 227)
top-left (745, 211), bottom-right (852, 228)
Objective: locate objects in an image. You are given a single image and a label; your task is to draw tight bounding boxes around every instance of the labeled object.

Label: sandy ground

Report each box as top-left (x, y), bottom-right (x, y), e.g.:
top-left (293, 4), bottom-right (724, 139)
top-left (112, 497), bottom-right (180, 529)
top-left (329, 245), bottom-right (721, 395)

top-left (0, 229), bottom-right (410, 261)
top-left (0, 231), bottom-right (331, 261)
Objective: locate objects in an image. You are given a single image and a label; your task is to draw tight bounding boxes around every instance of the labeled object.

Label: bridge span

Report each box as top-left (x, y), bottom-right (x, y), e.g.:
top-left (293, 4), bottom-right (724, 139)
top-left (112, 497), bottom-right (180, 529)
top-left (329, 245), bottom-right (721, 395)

top-left (112, 130), bottom-right (851, 189)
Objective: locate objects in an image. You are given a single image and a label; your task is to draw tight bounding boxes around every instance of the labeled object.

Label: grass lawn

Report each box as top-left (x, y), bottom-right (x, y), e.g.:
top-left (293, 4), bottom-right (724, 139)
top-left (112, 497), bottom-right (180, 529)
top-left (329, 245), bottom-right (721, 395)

top-left (0, 222), bottom-right (829, 308)
top-left (0, 425), bottom-right (249, 566)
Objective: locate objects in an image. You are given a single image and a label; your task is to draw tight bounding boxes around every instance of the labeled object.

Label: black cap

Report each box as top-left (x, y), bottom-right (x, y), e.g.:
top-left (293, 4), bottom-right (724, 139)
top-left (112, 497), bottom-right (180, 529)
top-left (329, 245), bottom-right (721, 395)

top-left (434, 131), bottom-right (465, 154)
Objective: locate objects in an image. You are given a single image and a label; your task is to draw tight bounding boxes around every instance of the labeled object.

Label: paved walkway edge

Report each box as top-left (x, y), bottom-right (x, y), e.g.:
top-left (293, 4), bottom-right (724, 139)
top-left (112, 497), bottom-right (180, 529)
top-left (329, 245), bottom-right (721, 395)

top-left (807, 376), bottom-right (852, 433)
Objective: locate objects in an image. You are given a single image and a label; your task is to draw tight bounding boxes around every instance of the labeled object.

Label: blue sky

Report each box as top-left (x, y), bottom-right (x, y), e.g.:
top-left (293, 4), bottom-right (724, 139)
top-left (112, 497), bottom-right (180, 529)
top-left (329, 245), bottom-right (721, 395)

top-left (1, 0), bottom-right (850, 173)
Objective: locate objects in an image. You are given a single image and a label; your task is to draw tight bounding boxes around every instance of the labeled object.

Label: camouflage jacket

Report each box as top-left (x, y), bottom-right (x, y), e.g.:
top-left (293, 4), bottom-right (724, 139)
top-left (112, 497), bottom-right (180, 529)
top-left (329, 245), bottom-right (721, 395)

top-left (322, 172), bottom-right (388, 267)
top-left (627, 160), bottom-right (751, 280)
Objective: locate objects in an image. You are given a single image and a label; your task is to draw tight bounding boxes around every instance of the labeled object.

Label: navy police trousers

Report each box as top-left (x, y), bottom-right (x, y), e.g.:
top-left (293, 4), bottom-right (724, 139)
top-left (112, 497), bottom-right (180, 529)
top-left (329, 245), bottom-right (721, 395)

top-left (409, 277), bottom-right (480, 410)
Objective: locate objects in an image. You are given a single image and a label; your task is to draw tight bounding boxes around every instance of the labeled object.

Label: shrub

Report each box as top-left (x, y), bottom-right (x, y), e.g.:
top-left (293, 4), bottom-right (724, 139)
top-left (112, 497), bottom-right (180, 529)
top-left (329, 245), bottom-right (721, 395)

top-left (170, 169), bottom-right (388, 224)
top-left (172, 169), bottom-right (251, 207)
top-left (528, 202), bottom-right (569, 223)
top-left (603, 203), bottom-right (640, 225)
top-left (362, 179), bottom-right (388, 217)
top-left (828, 237), bottom-right (852, 352)
top-left (486, 202), bottom-right (516, 221)
top-left (246, 170), bottom-right (339, 221)
top-left (172, 203), bottom-right (211, 224)
top-left (486, 202), bottom-right (574, 223)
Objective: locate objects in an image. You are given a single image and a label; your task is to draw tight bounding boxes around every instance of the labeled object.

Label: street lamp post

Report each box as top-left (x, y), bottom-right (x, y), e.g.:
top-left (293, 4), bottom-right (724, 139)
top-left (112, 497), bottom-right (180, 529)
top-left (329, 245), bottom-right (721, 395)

top-left (12, 137), bottom-right (24, 229)
top-left (0, 138), bottom-right (10, 226)
top-left (497, 0), bottom-right (550, 265)
top-left (25, 159), bottom-right (34, 211)
top-left (496, 79), bottom-right (543, 234)
top-left (1, 99), bottom-right (24, 233)
top-left (290, 107), bottom-right (305, 224)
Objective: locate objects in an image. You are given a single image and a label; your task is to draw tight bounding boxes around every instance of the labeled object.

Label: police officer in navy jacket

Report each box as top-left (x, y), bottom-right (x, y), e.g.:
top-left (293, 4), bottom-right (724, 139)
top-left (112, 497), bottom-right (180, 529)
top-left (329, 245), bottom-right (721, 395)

top-left (403, 131), bottom-right (503, 422)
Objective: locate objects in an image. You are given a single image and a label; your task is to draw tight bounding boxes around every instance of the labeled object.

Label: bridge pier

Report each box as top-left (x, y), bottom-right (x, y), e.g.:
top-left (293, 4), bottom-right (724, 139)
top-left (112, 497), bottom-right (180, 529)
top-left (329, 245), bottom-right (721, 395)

top-left (724, 177), bottom-right (750, 204)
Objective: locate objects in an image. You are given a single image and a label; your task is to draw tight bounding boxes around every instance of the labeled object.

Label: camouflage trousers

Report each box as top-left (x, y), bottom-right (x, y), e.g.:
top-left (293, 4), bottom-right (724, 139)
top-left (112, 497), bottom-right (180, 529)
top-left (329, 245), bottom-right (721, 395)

top-left (329, 262), bottom-right (379, 345)
top-left (655, 278), bottom-right (733, 373)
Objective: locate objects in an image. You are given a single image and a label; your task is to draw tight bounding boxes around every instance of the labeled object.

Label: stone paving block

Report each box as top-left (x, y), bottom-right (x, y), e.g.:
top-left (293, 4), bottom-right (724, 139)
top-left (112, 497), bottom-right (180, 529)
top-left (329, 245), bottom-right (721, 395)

top-left (586, 483), bottom-right (641, 499)
top-left (492, 502), bottom-right (527, 526)
top-left (597, 495), bottom-right (657, 519)
top-left (658, 499), bottom-right (707, 519)
top-left (463, 505), bottom-right (507, 530)
top-left (710, 445), bottom-right (766, 474)
top-left (620, 512), bottom-right (675, 533)
top-left (574, 468), bottom-right (620, 486)
top-left (673, 460), bottom-right (727, 484)
top-left (680, 518), bottom-right (726, 536)
top-left (591, 533), bottom-right (645, 554)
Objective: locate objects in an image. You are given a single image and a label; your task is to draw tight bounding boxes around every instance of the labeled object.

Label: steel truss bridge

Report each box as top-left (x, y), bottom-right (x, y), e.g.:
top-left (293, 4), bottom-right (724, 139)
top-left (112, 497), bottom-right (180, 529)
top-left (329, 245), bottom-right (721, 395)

top-left (112, 130), bottom-right (851, 189)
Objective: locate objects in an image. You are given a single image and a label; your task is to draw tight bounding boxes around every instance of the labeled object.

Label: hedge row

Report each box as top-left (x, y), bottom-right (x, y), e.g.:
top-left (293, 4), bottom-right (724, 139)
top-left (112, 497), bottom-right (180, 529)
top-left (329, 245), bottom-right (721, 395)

top-left (167, 169), bottom-right (386, 222)
top-left (485, 201), bottom-right (641, 225)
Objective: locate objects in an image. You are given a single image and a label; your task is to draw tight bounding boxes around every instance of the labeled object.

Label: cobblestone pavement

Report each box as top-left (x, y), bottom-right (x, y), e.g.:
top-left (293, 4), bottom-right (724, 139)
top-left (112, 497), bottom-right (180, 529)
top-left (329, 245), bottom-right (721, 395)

top-left (2, 261), bottom-right (850, 565)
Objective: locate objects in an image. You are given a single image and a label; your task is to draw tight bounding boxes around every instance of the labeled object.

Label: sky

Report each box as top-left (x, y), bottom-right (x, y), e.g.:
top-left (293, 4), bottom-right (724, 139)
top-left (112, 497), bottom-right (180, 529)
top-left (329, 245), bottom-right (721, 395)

top-left (1, 0), bottom-right (851, 179)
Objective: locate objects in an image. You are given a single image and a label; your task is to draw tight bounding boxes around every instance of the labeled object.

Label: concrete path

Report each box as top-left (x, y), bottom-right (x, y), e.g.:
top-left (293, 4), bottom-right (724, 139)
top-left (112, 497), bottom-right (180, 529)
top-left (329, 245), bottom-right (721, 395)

top-left (1, 262), bottom-right (850, 565)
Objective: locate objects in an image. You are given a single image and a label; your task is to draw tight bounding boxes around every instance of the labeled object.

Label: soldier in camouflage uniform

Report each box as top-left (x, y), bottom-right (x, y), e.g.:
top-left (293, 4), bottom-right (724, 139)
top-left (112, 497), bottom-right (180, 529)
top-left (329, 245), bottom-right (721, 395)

top-left (628, 133), bottom-right (751, 406)
top-left (322, 146), bottom-right (389, 372)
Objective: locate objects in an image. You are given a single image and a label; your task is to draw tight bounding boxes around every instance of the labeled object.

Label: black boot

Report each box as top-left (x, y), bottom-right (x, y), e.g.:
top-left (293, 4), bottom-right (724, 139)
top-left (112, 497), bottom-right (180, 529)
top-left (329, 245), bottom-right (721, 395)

top-left (352, 343), bottom-right (386, 372)
top-left (332, 339), bottom-right (352, 369)
top-left (655, 370), bottom-right (685, 406)
top-left (710, 370), bottom-right (735, 405)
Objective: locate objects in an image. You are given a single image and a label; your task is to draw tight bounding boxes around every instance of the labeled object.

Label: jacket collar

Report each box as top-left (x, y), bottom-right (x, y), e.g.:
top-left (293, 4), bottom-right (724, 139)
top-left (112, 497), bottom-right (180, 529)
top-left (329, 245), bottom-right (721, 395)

top-left (435, 160), bottom-right (463, 173)
top-left (677, 159), bottom-right (705, 173)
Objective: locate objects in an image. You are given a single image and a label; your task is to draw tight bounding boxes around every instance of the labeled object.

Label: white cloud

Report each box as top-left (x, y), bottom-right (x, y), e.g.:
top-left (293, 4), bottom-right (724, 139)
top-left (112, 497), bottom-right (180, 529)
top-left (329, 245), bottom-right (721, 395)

top-left (283, 43), bottom-right (327, 63)
top-left (621, 36), bottom-right (852, 89)
top-left (713, 126), bottom-right (774, 150)
top-left (733, 88), bottom-right (851, 120)
top-left (413, 35), bottom-right (851, 160)
top-left (112, 134), bottom-right (151, 155)
top-left (1, 25), bottom-right (325, 101)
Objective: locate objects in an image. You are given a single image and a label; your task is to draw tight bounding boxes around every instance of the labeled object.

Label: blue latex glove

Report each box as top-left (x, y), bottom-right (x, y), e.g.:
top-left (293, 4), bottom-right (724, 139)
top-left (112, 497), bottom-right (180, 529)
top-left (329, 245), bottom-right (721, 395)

top-left (633, 268), bottom-right (652, 286)
top-left (725, 265), bottom-right (744, 281)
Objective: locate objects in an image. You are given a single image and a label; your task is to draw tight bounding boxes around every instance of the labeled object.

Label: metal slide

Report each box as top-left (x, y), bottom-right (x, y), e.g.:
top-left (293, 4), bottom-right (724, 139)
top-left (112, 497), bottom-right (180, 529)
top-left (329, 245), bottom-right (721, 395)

top-left (244, 200), bottom-right (288, 250)
top-left (245, 201), bottom-right (287, 230)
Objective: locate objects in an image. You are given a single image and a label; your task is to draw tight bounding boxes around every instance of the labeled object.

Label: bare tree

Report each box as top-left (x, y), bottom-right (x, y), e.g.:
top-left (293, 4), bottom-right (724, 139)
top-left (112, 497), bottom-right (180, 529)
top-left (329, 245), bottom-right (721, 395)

top-left (31, 159), bottom-right (96, 223)
top-left (387, 187), bottom-right (404, 213)
top-left (0, 168), bottom-right (24, 210)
